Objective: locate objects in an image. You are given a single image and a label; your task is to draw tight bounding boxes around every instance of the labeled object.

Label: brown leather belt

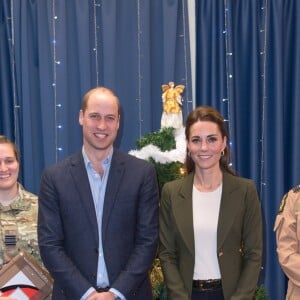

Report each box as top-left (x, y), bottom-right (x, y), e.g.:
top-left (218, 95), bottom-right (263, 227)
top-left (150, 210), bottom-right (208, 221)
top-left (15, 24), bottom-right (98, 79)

top-left (193, 279), bottom-right (222, 290)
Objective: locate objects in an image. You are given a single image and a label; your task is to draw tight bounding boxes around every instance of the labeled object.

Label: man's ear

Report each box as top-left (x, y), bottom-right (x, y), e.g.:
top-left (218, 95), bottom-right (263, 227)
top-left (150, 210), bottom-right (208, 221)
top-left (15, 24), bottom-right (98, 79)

top-left (79, 110), bottom-right (83, 125)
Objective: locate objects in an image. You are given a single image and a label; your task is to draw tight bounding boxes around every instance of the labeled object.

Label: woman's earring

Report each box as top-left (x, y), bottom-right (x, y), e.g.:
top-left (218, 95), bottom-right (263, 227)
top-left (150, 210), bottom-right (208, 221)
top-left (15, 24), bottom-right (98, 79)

top-left (221, 150), bottom-right (225, 156)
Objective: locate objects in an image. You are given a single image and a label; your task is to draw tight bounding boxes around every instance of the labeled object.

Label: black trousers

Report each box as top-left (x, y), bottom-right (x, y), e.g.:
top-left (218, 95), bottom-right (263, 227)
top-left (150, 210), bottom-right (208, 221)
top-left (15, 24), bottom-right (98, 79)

top-left (191, 287), bottom-right (225, 300)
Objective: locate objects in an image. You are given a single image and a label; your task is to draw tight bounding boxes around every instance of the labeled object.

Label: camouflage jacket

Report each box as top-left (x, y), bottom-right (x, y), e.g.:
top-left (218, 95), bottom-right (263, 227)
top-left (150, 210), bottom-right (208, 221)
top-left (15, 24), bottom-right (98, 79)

top-left (0, 183), bottom-right (39, 268)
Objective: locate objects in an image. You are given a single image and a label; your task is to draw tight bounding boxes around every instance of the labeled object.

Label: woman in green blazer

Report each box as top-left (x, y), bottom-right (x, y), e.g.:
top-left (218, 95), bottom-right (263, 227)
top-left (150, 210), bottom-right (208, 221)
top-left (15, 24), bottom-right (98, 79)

top-left (159, 106), bottom-right (263, 300)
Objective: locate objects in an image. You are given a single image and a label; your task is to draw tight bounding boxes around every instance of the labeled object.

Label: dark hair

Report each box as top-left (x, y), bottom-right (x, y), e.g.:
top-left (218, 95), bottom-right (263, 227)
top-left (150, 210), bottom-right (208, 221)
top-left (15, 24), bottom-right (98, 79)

top-left (81, 87), bottom-right (121, 115)
top-left (184, 106), bottom-right (235, 175)
top-left (0, 135), bottom-right (20, 162)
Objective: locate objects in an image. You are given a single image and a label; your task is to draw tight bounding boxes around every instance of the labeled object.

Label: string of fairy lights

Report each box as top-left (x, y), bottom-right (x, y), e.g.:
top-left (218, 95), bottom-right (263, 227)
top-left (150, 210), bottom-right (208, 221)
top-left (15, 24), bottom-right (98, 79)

top-left (51, 0), bottom-right (61, 162)
top-left (9, 2), bottom-right (20, 147)
top-left (93, 0), bottom-right (101, 86)
top-left (223, 0), bottom-right (268, 194)
top-left (51, 0), bottom-right (102, 161)
top-left (181, 0), bottom-right (193, 117)
top-left (259, 0), bottom-right (268, 196)
top-left (136, 0), bottom-right (143, 138)
top-left (223, 0), bottom-right (233, 167)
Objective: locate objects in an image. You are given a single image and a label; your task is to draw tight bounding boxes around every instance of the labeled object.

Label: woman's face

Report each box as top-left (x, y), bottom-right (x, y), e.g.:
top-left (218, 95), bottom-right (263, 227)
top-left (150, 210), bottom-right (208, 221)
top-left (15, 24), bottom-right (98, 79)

top-left (187, 120), bottom-right (226, 172)
top-left (0, 143), bottom-right (19, 191)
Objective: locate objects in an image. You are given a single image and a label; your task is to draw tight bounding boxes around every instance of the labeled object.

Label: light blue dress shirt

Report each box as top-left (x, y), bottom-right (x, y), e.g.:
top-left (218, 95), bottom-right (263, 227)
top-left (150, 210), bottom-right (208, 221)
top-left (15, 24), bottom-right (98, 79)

top-left (80, 147), bottom-right (124, 300)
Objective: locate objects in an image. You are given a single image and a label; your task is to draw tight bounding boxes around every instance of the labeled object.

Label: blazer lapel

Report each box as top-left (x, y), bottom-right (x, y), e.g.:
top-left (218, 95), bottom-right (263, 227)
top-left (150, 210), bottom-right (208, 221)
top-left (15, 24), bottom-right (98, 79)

top-left (69, 152), bottom-right (99, 240)
top-left (173, 173), bottom-right (195, 256)
top-left (217, 172), bottom-right (241, 249)
top-left (101, 150), bottom-right (124, 240)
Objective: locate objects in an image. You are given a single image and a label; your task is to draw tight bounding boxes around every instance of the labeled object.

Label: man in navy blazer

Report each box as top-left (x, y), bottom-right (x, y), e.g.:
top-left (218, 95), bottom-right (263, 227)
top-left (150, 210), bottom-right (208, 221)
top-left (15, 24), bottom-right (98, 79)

top-left (38, 87), bottom-right (159, 300)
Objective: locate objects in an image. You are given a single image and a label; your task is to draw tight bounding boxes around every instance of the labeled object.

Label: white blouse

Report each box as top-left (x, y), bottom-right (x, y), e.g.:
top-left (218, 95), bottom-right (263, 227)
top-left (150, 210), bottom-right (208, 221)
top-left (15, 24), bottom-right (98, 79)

top-left (192, 184), bottom-right (222, 280)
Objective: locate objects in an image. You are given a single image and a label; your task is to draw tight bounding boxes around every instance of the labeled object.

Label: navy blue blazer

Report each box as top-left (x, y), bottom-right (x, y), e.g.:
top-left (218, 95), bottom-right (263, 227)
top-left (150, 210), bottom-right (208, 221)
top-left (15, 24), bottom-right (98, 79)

top-left (38, 149), bottom-right (159, 299)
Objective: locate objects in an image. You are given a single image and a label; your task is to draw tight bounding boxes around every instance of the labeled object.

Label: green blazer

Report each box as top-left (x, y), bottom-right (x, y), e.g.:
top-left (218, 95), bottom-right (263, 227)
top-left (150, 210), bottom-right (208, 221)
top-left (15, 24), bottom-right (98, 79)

top-left (159, 172), bottom-right (263, 300)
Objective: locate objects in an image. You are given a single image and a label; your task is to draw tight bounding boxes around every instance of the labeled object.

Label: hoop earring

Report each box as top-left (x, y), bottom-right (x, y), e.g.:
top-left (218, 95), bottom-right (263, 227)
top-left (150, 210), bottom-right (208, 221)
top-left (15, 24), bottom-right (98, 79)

top-left (221, 150), bottom-right (225, 156)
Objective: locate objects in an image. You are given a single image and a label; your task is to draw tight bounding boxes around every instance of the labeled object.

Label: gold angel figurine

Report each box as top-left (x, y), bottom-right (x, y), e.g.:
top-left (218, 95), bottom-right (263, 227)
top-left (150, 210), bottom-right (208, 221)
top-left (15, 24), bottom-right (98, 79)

top-left (161, 82), bottom-right (185, 129)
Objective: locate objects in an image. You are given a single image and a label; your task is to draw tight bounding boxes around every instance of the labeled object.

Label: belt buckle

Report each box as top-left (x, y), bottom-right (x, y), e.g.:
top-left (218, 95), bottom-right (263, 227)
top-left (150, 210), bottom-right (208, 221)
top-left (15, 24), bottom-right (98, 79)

top-left (96, 287), bottom-right (109, 293)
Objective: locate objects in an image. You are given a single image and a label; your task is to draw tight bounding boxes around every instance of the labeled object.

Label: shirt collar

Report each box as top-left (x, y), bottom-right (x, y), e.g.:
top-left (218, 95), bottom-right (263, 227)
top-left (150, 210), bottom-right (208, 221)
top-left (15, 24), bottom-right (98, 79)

top-left (82, 146), bottom-right (113, 170)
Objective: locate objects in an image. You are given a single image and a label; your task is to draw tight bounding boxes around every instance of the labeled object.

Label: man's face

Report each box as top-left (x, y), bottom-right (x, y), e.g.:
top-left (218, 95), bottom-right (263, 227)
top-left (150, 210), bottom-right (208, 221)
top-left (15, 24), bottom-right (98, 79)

top-left (79, 90), bottom-right (120, 157)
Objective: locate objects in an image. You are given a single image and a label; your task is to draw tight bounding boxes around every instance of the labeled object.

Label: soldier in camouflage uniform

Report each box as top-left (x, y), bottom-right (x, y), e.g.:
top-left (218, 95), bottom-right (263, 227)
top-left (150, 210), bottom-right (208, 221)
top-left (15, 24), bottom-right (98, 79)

top-left (0, 135), bottom-right (40, 267)
top-left (0, 135), bottom-right (51, 299)
top-left (274, 185), bottom-right (300, 300)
